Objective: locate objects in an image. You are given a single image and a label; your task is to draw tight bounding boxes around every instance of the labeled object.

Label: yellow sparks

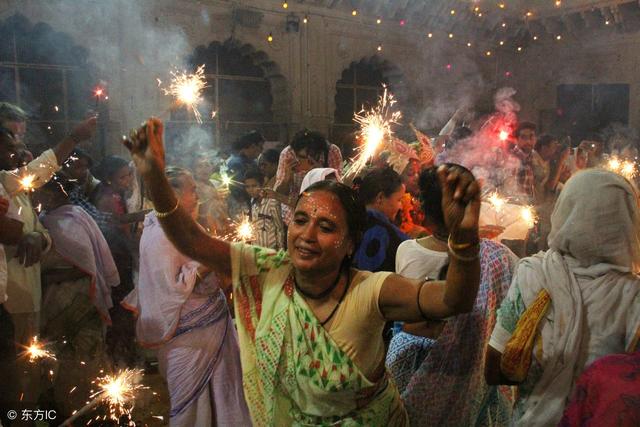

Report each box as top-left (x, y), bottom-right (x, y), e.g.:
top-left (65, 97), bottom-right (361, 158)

top-left (92, 368), bottom-right (145, 422)
top-left (521, 205), bottom-right (538, 229)
top-left (23, 336), bottom-right (56, 363)
top-left (348, 85), bottom-right (402, 177)
top-left (487, 191), bottom-right (507, 213)
top-left (605, 156), bottom-right (637, 180)
top-left (221, 173), bottom-right (233, 187)
top-left (160, 64), bottom-right (208, 123)
top-left (234, 216), bottom-right (255, 242)
top-left (19, 174), bottom-right (37, 192)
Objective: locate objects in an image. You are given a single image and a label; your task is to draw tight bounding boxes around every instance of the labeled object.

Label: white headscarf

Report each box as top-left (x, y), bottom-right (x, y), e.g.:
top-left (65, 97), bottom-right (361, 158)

top-left (512, 169), bottom-right (640, 426)
top-left (299, 168), bottom-right (341, 194)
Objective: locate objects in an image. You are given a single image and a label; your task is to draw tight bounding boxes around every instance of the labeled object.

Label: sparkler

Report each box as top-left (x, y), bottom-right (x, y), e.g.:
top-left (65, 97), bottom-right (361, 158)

top-left (18, 174), bottom-right (37, 193)
top-left (159, 64), bottom-right (208, 123)
top-left (60, 368), bottom-right (145, 426)
top-left (22, 336), bottom-right (56, 363)
top-left (605, 156), bottom-right (637, 180)
top-left (347, 85), bottom-right (402, 177)
top-left (486, 191), bottom-right (507, 225)
top-left (520, 205), bottom-right (538, 229)
top-left (499, 130), bottom-right (509, 141)
top-left (234, 216), bottom-right (255, 242)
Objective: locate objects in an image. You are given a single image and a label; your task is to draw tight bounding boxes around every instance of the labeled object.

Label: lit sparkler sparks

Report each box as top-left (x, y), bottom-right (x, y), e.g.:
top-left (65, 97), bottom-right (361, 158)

top-left (348, 85), bottom-right (402, 177)
top-left (19, 174), bottom-right (37, 192)
top-left (605, 156), bottom-right (637, 180)
top-left (61, 368), bottom-right (145, 426)
top-left (520, 205), bottom-right (538, 229)
top-left (221, 173), bottom-right (233, 188)
top-left (499, 129), bottom-right (509, 141)
top-left (234, 216), bottom-right (255, 242)
top-left (159, 64), bottom-right (208, 123)
top-left (23, 336), bottom-right (56, 363)
top-left (487, 191), bottom-right (507, 213)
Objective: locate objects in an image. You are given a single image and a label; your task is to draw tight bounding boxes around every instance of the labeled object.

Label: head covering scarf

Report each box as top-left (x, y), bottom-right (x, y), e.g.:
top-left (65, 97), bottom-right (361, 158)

top-left (299, 168), bottom-right (340, 194)
top-left (507, 169), bottom-right (640, 426)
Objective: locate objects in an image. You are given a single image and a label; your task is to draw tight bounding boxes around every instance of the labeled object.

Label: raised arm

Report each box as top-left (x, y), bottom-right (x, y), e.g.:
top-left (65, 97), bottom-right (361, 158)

top-left (123, 119), bottom-right (231, 280)
top-left (379, 164), bottom-right (481, 321)
top-left (52, 116), bottom-right (97, 165)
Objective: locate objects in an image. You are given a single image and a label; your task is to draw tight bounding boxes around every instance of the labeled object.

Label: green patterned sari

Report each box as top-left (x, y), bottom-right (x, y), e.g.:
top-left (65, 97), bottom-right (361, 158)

top-left (231, 243), bottom-right (407, 426)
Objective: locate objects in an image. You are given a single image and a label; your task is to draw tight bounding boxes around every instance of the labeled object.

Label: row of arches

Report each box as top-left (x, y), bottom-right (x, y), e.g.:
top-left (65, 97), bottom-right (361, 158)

top-left (0, 13), bottom-right (410, 156)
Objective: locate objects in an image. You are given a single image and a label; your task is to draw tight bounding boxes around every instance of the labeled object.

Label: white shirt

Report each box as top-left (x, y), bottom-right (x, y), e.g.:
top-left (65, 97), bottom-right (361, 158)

top-left (0, 183), bottom-right (20, 304)
top-left (395, 239), bottom-right (449, 280)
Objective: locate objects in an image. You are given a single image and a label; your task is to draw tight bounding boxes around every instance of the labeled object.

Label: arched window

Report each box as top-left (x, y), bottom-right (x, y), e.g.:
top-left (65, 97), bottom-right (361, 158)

top-left (165, 40), bottom-right (277, 155)
top-left (0, 14), bottom-right (96, 154)
top-left (332, 57), bottom-right (407, 155)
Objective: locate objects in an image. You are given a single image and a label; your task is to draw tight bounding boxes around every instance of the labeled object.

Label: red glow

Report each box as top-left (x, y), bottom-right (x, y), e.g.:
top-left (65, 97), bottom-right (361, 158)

top-left (499, 130), bottom-right (509, 141)
top-left (399, 20), bottom-right (406, 26)
top-left (446, 63), bottom-right (452, 70)
top-left (504, 71), bottom-right (512, 77)
top-left (94, 88), bottom-right (104, 97)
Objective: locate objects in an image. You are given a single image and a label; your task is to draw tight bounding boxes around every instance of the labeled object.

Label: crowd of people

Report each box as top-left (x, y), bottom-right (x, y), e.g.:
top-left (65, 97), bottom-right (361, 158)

top-left (0, 100), bottom-right (638, 426)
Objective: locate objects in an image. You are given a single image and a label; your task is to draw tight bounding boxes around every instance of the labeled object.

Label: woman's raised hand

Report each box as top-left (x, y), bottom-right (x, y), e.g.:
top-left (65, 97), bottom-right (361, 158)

top-left (122, 118), bottom-right (165, 174)
top-left (437, 164), bottom-right (480, 244)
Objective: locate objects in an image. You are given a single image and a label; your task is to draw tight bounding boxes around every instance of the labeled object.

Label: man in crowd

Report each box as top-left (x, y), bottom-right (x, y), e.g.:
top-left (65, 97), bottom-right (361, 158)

top-left (224, 130), bottom-right (264, 220)
top-left (508, 121), bottom-right (537, 203)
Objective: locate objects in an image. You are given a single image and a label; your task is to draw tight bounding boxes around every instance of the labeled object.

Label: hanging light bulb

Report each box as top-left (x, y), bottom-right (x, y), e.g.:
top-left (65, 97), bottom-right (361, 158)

top-left (376, 18), bottom-right (382, 24)
top-left (282, 1), bottom-right (288, 9)
top-left (377, 44), bottom-right (382, 51)
top-left (267, 33), bottom-right (273, 42)
top-left (351, 9), bottom-right (357, 16)
top-left (303, 15), bottom-right (308, 24)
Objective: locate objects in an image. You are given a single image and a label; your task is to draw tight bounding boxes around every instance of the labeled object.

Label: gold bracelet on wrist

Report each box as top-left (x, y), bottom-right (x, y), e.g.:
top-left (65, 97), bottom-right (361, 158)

top-left (155, 199), bottom-right (179, 218)
top-left (447, 235), bottom-right (479, 251)
top-left (447, 236), bottom-right (480, 262)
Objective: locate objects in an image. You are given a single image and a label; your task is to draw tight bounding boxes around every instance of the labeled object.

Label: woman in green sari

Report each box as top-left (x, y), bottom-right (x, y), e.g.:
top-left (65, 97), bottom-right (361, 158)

top-left (123, 119), bottom-right (482, 427)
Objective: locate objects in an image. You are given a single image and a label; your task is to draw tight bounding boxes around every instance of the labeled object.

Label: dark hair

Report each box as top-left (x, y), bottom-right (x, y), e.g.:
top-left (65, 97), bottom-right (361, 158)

top-left (535, 134), bottom-right (557, 152)
top-left (243, 167), bottom-right (265, 184)
top-left (232, 130), bottom-right (265, 152)
top-left (69, 148), bottom-right (94, 168)
top-left (418, 163), bottom-right (473, 232)
top-left (298, 180), bottom-right (367, 250)
top-left (0, 126), bottom-right (15, 147)
top-left (357, 167), bottom-right (403, 205)
top-left (259, 148), bottom-right (280, 164)
top-left (0, 103), bottom-right (27, 123)
top-left (290, 129), bottom-right (329, 165)
top-left (515, 121), bottom-right (537, 138)
top-left (93, 155), bottom-right (129, 182)
top-left (165, 166), bottom-right (192, 190)
top-left (40, 174), bottom-right (74, 196)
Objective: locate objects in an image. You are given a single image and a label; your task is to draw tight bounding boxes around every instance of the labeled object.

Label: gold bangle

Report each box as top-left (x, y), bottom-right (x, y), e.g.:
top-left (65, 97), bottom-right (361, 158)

top-left (447, 238), bottom-right (480, 262)
top-left (155, 199), bottom-right (179, 218)
top-left (447, 235), bottom-right (479, 251)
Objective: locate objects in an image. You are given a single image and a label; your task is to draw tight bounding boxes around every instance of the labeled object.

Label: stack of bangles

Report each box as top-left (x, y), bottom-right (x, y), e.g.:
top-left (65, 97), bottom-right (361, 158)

top-left (447, 236), bottom-right (480, 262)
top-left (155, 199), bottom-right (180, 218)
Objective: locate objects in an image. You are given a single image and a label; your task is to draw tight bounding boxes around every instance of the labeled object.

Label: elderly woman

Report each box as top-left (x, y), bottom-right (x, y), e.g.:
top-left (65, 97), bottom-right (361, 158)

top-left (123, 118), bottom-right (481, 426)
top-left (123, 167), bottom-right (250, 426)
top-left (387, 165), bottom-right (517, 426)
top-left (485, 169), bottom-right (640, 427)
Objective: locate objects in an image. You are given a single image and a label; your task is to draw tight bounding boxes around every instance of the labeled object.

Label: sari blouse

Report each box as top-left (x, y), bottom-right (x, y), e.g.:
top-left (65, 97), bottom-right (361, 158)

top-left (230, 242), bottom-right (407, 426)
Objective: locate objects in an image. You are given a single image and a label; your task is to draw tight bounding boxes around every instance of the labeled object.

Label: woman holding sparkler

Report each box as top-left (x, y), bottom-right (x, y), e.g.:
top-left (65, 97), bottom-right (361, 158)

top-left (485, 169), bottom-right (640, 427)
top-left (123, 118), bottom-right (481, 426)
top-left (386, 165), bottom-right (517, 427)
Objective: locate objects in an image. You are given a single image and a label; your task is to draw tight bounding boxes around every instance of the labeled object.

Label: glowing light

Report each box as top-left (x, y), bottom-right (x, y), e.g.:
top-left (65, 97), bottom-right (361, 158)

top-left (486, 50), bottom-right (492, 56)
top-left (555, 0), bottom-right (562, 7)
top-left (221, 173), bottom-right (233, 187)
top-left (377, 44), bottom-right (382, 51)
top-left (467, 42), bottom-right (472, 47)
top-left (93, 88), bottom-right (104, 97)
top-left (605, 156), bottom-right (638, 180)
top-left (526, 11), bottom-right (533, 17)
top-left (160, 64), bottom-right (208, 123)
top-left (448, 33), bottom-right (454, 38)
top-left (23, 336), bottom-right (56, 363)
top-left (556, 35), bottom-right (562, 40)
top-left (92, 368), bottom-right (145, 422)
top-left (399, 19), bottom-right (405, 26)
top-left (487, 192), bottom-right (507, 213)
top-left (517, 46), bottom-right (523, 52)
top-left (54, 105), bottom-right (59, 112)
top-left (19, 174), bottom-right (37, 192)
top-left (474, 6), bottom-right (480, 12)
top-left (501, 23), bottom-right (506, 28)
top-left (450, 9), bottom-right (455, 15)
top-left (499, 40), bottom-right (505, 45)
top-left (303, 15), bottom-right (308, 24)
top-left (232, 216), bottom-right (255, 242)
top-left (533, 35), bottom-right (538, 40)
top-left (499, 130), bottom-right (509, 141)
top-left (267, 33), bottom-right (273, 42)
top-left (478, 12), bottom-right (483, 17)
top-left (376, 18), bottom-right (381, 24)
top-left (521, 205), bottom-right (538, 229)
top-left (427, 33), bottom-right (433, 38)
top-left (348, 85), bottom-right (402, 177)
top-left (351, 9), bottom-right (357, 16)
top-left (282, 2), bottom-right (288, 9)
top-left (498, 3), bottom-right (505, 9)
top-left (605, 20), bottom-right (610, 25)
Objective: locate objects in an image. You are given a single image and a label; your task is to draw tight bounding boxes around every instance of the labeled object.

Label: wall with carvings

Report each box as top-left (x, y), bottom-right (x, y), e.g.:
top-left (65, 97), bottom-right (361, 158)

top-left (0, 0), bottom-right (497, 154)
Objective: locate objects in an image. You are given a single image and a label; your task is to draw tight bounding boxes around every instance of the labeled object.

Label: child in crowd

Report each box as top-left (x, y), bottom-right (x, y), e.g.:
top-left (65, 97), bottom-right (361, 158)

top-left (243, 168), bottom-right (285, 251)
